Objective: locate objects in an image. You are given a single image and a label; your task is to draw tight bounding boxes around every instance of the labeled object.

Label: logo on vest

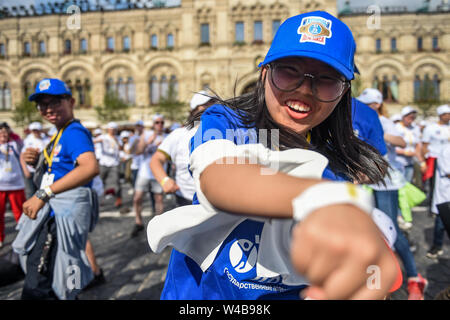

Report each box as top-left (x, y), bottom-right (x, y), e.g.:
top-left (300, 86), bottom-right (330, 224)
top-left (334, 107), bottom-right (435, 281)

top-left (229, 236), bottom-right (259, 274)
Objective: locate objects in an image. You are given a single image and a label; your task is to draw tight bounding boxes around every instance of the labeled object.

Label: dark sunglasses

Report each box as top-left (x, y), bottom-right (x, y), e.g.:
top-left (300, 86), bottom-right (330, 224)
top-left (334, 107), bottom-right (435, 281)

top-left (36, 95), bottom-right (71, 112)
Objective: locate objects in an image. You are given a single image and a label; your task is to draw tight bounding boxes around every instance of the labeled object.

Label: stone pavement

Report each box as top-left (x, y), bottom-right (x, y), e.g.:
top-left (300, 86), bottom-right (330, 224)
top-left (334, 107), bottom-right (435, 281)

top-left (1, 188), bottom-right (449, 300)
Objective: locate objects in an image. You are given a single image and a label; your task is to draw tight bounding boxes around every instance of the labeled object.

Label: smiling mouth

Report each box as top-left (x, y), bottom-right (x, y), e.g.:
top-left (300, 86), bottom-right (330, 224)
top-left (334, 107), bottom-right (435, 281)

top-left (286, 100), bottom-right (311, 113)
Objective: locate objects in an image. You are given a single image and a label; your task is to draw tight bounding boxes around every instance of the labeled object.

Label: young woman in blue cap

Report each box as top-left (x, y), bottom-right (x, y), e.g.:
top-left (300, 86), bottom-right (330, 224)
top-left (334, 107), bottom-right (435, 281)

top-left (148, 11), bottom-right (401, 300)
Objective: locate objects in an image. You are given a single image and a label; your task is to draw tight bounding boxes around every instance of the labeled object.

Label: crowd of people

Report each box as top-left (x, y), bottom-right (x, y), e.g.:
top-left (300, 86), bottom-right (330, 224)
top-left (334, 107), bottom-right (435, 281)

top-left (0, 10), bottom-right (448, 301)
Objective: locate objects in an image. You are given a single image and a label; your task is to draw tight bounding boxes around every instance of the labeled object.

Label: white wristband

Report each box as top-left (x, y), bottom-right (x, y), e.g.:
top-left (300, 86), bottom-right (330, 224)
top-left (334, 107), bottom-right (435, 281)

top-left (44, 186), bottom-right (55, 199)
top-left (292, 182), bottom-right (374, 221)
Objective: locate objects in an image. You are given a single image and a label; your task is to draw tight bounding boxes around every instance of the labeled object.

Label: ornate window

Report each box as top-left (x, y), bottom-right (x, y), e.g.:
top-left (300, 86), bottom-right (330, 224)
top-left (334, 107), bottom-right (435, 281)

top-left (200, 23), bottom-right (210, 45)
top-left (64, 39), bottom-right (72, 55)
top-left (167, 33), bottom-right (174, 49)
top-left (149, 64), bottom-right (178, 105)
top-left (63, 67), bottom-right (92, 108)
top-left (0, 43), bottom-right (6, 58)
top-left (372, 65), bottom-right (400, 102)
top-left (151, 34), bottom-right (158, 49)
top-left (107, 37), bottom-right (115, 52)
top-left (0, 80), bottom-right (11, 110)
top-left (105, 66), bottom-right (135, 105)
top-left (80, 38), bottom-right (88, 53)
top-left (235, 21), bottom-right (244, 43)
top-left (413, 64), bottom-right (441, 102)
top-left (23, 41), bottom-right (31, 57)
top-left (253, 21), bottom-right (263, 43)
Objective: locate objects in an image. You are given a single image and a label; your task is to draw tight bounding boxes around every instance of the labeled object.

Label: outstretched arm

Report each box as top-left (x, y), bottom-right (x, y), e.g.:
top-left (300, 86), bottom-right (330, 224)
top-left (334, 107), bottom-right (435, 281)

top-left (200, 158), bottom-right (398, 300)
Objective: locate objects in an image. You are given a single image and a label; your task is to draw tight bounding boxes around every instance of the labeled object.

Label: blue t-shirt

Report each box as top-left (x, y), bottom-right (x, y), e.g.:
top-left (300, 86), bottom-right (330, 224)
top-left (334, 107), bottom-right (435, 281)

top-left (160, 105), bottom-right (345, 300)
top-left (351, 98), bottom-right (387, 156)
top-left (46, 120), bottom-right (95, 185)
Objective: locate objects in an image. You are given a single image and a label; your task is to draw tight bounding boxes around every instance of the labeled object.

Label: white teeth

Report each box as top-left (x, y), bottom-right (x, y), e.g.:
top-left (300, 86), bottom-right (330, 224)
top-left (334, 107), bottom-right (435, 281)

top-left (286, 101), bottom-right (310, 112)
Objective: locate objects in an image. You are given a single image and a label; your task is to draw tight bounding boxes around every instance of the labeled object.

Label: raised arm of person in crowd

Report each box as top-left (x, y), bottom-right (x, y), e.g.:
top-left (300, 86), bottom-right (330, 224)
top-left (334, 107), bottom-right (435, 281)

top-left (384, 133), bottom-right (406, 148)
top-left (150, 150), bottom-right (180, 194)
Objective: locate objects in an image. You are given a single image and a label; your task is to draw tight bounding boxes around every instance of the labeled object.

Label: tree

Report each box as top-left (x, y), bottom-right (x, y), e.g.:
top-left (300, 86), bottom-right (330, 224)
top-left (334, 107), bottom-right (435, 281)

top-left (414, 78), bottom-right (441, 118)
top-left (11, 97), bottom-right (43, 128)
top-left (154, 84), bottom-right (188, 123)
top-left (95, 91), bottom-right (130, 123)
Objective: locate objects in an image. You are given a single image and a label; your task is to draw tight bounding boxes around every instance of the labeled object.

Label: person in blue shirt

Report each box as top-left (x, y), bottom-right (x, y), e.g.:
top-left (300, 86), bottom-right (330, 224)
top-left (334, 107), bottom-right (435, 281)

top-left (148, 11), bottom-right (401, 300)
top-left (352, 98), bottom-right (387, 156)
top-left (20, 78), bottom-right (100, 299)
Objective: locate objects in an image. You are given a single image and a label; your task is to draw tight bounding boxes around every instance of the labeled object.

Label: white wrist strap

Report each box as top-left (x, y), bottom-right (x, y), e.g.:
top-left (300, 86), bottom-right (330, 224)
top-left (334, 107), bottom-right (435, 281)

top-left (44, 186), bottom-right (54, 198)
top-left (292, 182), bottom-right (374, 222)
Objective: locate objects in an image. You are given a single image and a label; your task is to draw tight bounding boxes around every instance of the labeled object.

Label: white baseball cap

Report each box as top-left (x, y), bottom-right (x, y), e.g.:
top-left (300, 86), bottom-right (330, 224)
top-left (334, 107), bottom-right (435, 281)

top-left (107, 122), bottom-right (118, 129)
top-left (401, 106), bottom-right (417, 118)
top-left (93, 128), bottom-right (103, 135)
top-left (437, 104), bottom-right (450, 116)
top-left (190, 91), bottom-right (212, 110)
top-left (390, 114), bottom-right (401, 122)
top-left (357, 88), bottom-right (383, 105)
top-left (152, 114), bottom-right (164, 122)
top-left (120, 130), bottom-right (131, 139)
top-left (29, 122), bottom-right (42, 131)
top-left (135, 120), bottom-right (144, 126)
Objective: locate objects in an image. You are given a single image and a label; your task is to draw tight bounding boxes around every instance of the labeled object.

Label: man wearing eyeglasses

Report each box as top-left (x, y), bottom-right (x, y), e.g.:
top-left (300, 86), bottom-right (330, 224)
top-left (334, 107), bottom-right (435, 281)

top-left (13, 78), bottom-right (100, 300)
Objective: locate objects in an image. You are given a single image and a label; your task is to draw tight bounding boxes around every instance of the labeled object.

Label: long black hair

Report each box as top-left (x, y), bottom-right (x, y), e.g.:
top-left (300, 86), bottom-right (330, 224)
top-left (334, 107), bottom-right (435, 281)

top-left (187, 70), bottom-right (388, 184)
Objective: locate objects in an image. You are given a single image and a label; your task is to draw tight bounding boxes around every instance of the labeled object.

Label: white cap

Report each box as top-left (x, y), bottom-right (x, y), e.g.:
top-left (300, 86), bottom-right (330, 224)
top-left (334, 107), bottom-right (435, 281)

top-left (93, 128), bottom-right (103, 135)
top-left (437, 104), bottom-right (450, 116)
top-left (107, 122), bottom-right (118, 129)
top-left (29, 122), bottom-right (42, 131)
top-left (120, 130), bottom-right (131, 139)
top-left (390, 114), bottom-right (401, 122)
top-left (190, 91), bottom-right (212, 110)
top-left (152, 114), bottom-right (164, 122)
top-left (135, 120), bottom-right (144, 126)
top-left (357, 88), bottom-right (383, 105)
top-left (401, 106), bottom-right (417, 117)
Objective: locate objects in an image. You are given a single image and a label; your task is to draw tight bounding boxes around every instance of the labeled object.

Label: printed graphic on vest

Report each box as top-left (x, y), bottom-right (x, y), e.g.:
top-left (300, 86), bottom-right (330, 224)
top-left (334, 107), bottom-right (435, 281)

top-left (297, 16), bottom-right (332, 45)
top-left (229, 236), bottom-right (259, 274)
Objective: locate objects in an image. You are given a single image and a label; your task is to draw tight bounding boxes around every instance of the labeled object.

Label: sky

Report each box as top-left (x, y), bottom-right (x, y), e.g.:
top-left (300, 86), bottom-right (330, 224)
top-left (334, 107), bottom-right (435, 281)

top-left (1, 0), bottom-right (446, 11)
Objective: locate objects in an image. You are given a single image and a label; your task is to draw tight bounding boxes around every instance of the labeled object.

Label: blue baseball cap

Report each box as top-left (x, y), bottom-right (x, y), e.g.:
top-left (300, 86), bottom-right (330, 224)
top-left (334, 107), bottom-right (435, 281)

top-left (259, 11), bottom-right (357, 80)
top-left (28, 78), bottom-right (72, 101)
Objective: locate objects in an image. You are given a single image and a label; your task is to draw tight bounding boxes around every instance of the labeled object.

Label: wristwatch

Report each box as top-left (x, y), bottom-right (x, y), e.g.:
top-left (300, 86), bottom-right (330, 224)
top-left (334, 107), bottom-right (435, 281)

top-left (35, 189), bottom-right (50, 202)
top-left (35, 186), bottom-right (54, 203)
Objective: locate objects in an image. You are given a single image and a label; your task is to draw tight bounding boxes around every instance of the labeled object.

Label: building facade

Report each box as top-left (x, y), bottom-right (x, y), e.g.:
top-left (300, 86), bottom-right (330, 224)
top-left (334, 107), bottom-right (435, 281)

top-left (0, 0), bottom-right (448, 129)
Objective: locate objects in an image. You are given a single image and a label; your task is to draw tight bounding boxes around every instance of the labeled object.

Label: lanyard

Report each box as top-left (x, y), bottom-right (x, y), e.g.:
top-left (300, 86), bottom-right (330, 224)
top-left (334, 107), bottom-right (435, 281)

top-left (43, 120), bottom-right (73, 172)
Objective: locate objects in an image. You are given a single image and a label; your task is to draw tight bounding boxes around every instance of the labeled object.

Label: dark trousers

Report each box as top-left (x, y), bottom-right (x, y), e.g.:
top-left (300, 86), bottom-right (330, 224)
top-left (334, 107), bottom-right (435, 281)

top-left (21, 216), bottom-right (58, 300)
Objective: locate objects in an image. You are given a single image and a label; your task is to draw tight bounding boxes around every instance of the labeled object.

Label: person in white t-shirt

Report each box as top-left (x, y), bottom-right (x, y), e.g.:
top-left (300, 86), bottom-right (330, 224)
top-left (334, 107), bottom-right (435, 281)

top-left (426, 143), bottom-right (450, 259)
top-left (119, 130), bottom-right (133, 187)
top-left (421, 104), bottom-right (450, 204)
top-left (0, 122), bottom-right (25, 248)
top-left (129, 120), bottom-right (145, 191)
top-left (131, 114), bottom-right (166, 237)
top-left (94, 122), bottom-right (123, 208)
top-left (150, 91), bottom-right (214, 206)
top-left (395, 106), bottom-right (425, 183)
top-left (20, 122), bottom-right (50, 199)
top-left (92, 128), bottom-right (103, 160)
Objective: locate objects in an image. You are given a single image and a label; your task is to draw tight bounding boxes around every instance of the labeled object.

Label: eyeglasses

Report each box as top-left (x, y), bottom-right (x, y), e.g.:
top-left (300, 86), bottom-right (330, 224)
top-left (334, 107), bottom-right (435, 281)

top-left (267, 63), bottom-right (349, 102)
top-left (36, 96), bottom-right (69, 112)
top-left (154, 121), bottom-right (164, 125)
